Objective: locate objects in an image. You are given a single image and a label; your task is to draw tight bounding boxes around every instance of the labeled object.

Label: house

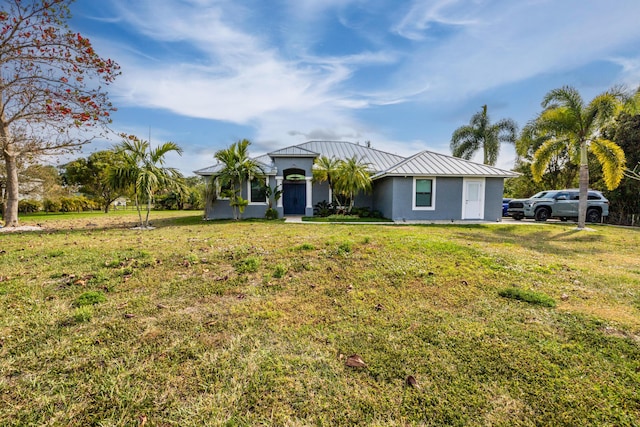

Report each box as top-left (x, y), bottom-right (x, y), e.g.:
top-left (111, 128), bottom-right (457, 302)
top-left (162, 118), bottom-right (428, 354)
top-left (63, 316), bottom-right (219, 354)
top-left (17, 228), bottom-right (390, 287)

top-left (194, 140), bottom-right (518, 222)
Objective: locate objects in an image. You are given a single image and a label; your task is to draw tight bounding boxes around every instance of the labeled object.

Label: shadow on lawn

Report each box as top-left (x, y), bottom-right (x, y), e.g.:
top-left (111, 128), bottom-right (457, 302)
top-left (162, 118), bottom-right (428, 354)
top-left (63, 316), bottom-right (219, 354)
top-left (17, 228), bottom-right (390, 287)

top-left (451, 223), bottom-right (607, 256)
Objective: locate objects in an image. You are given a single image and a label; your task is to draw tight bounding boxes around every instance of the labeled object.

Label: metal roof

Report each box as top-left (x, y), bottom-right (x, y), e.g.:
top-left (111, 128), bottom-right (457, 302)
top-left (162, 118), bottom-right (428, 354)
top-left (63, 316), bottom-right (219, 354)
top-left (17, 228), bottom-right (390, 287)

top-left (195, 142), bottom-right (518, 179)
top-left (193, 163), bottom-right (225, 175)
top-left (268, 146), bottom-right (318, 157)
top-left (194, 154), bottom-right (277, 176)
top-left (372, 150), bottom-right (519, 179)
top-left (296, 141), bottom-right (405, 173)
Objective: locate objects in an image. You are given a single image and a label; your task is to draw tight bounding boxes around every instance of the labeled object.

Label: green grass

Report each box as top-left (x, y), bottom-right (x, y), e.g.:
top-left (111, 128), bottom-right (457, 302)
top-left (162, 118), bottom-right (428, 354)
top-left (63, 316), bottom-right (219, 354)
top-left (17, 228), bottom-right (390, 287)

top-left (1, 211), bottom-right (639, 426)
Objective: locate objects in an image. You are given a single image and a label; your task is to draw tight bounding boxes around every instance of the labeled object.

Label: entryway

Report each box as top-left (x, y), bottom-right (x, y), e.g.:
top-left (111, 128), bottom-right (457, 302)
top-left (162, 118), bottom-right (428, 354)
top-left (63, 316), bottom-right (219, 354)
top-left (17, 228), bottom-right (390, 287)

top-left (462, 179), bottom-right (484, 219)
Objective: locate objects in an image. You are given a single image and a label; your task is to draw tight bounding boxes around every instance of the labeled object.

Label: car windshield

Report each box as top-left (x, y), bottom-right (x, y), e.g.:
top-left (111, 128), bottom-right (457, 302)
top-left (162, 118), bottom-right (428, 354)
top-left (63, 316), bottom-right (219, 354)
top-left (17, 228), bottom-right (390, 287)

top-left (531, 191), bottom-right (551, 198)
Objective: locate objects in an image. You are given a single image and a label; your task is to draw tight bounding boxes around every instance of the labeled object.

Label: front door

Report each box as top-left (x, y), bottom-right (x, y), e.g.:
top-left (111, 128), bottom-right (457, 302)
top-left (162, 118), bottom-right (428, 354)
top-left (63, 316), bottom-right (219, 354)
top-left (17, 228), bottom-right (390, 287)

top-left (462, 179), bottom-right (484, 219)
top-left (283, 182), bottom-right (306, 215)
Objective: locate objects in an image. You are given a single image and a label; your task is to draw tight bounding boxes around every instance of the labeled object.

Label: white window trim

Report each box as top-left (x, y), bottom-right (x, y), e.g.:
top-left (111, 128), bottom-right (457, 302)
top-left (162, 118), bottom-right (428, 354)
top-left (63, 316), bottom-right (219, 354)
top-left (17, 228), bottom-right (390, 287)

top-left (247, 177), bottom-right (268, 205)
top-left (412, 177), bottom-right (436, 211)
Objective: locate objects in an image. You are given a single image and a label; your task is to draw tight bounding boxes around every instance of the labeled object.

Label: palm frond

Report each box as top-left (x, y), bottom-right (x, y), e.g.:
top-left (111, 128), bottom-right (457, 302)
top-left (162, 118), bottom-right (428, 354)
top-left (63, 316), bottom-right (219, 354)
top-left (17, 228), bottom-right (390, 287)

top-left (585, 92), bottom-right (622, 130)
top-left (541, 86), bottom-right (585, 131)
top-left (531, 138), bottom-right (569, 182)
top-left (589, 138), bottom-right (626, 190)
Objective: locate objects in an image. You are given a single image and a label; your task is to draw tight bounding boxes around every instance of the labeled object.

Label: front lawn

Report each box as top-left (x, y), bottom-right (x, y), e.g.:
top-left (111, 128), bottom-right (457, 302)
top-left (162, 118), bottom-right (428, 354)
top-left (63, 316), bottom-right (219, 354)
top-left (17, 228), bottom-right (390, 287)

top-left (1, 213), bottom-right (639, 425)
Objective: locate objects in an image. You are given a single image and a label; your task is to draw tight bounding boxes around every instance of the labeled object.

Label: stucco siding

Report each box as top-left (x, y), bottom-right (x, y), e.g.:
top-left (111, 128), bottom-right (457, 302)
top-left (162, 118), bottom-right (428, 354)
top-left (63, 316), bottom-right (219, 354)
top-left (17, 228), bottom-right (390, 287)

top-left (273, 158), bottom-right (314, 176)
top-left (312, 181), bottom-right (330, 207)
top-left (372, 178), bottom-right (394, 219)
top-left (386, 177), bottom-right (463, 221)
top-left (484, 177), bottom-right (504, 221)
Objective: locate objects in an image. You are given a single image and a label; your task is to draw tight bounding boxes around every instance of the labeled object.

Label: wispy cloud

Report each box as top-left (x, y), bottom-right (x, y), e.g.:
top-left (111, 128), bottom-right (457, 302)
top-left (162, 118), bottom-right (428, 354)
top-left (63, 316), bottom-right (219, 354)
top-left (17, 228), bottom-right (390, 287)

top-left (392, 0), bottom-right (478, 41)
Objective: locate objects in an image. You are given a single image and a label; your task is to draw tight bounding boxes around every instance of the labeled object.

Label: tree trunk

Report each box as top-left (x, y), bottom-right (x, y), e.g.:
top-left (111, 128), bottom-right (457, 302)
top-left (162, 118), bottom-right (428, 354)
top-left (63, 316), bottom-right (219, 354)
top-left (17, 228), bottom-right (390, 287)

top-left (135, 193), bottom-right (143, 227)
top-left (145, 197), bottom-right (151, 227)
top-left (3, 149), bottom-right (20, 227)
top-left (577, 143), bottom-right (589, 229)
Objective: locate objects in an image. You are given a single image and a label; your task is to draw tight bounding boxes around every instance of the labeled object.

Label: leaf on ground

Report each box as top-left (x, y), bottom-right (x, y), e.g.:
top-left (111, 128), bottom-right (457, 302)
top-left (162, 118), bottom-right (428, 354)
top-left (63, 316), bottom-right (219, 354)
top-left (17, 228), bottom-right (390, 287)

top-left (406, 375), bottom-right (420, 389)
top-left (345, 354), bottom-right (367, 368)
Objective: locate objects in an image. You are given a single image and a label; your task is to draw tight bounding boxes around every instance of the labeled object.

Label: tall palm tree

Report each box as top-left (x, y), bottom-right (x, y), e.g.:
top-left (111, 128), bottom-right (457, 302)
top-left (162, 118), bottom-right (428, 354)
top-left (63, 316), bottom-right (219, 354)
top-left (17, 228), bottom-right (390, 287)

top-left (213, 139), bottom-right (263, 220)
top-left (333, 156), bottom-right (372, 213)
top-left (109, 134), bottom-right (184, 228)
top-left (529, 86), bottom-right (626, 229)
top-left (312, 155), bottom-right (341, 205)
top-left (450, 105), bottom-right (518, 166)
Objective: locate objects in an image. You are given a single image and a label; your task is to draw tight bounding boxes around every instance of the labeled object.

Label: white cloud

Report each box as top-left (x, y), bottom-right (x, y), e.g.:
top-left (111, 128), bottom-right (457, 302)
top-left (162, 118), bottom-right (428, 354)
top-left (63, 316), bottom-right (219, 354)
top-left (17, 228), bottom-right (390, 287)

top-left (392, 0), bottom-right (478, 41)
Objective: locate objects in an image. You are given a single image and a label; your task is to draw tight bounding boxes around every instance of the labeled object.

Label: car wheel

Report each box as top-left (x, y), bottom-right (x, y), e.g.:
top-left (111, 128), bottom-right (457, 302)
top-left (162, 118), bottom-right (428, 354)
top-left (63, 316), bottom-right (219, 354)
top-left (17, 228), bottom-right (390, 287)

top-left (586, 208), bottom-right (601, 223)
top-left (535, 208), bottom-right (550, 222)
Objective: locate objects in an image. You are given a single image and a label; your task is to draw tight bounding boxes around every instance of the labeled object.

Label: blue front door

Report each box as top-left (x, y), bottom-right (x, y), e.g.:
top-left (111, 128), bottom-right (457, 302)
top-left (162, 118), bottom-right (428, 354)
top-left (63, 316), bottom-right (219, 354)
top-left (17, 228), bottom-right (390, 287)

top-left (283, 183), bottom-right (306, 215)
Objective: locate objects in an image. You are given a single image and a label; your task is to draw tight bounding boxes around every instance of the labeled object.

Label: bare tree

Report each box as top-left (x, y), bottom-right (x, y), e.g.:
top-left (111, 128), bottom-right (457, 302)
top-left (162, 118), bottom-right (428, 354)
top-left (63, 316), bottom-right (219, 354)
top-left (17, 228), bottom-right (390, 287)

top-left (0, 0), bottom-right (119, 226)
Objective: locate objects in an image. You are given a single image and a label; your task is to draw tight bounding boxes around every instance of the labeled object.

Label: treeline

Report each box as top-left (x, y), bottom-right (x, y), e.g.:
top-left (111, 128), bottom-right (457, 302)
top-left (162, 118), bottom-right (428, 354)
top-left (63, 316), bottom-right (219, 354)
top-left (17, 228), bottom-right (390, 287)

top-left (4, 146), bottom-right (204, 215)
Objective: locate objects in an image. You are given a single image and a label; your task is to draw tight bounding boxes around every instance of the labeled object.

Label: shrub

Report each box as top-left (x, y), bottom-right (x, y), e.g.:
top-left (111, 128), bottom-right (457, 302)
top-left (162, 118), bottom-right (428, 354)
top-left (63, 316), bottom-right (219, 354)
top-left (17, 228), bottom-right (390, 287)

top-left (265, 208), bottom-right (279, 220)
top-left (498, 287), bottom-right (556, 307)
top-left (351, 206), bottom-right (371, 217)
top-left (313, 200), bottom-right (335, 217)
top-left (43, 198), bottom-right (62, 213)
top-left (45, 196), bottom-right (98, 213)
top-left (18, 199), bottom-right (41, 213)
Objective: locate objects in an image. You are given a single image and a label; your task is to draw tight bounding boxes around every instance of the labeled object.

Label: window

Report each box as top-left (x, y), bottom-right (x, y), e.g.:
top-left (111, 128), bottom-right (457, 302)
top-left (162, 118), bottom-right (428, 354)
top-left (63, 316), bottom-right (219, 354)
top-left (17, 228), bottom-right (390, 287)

top-left (413, 178), bottom-right (435, 210)
top-left (215, 178), bottom-right (233, 200)
top-left (249, 178), bottom-right (267, 204)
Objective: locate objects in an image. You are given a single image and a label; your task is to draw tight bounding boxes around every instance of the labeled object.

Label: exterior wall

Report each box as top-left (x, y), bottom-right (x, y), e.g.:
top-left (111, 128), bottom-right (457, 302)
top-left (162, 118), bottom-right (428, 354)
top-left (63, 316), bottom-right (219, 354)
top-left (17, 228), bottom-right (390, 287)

top-left (312, 181), bottom-right (330, 208)
top-left (483, 177), bottom-right (505, 222)
top-left (204, 175), bottom-right (274, 220)
top-left (379, 176), bottom-right (505, 222)
top-left (372, 178), bottom-right (394, 219)
top-left (354, 192), bottom-right (374, 210)
top-left (273, 157), bottom-right (315, 176)
top-left (382, 176), bottom-right (463, 221)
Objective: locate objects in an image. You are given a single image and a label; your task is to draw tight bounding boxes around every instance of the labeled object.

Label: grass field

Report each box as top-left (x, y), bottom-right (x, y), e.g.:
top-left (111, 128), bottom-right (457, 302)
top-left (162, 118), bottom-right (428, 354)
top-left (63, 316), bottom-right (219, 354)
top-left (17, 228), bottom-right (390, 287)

top-left (1, 211), bottom-right (639, 426)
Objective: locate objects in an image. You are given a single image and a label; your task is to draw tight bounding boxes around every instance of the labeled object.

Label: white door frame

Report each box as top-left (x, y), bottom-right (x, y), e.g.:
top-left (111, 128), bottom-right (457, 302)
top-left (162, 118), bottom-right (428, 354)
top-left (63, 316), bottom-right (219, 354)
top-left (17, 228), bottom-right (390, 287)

top-left (462, 178), bottom-right (485, 219)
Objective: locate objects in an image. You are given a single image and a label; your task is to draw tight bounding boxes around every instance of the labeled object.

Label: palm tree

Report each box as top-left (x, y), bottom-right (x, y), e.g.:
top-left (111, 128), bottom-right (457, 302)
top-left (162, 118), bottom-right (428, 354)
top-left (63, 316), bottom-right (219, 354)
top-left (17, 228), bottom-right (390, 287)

top-left (109, 134), bottom-right (184, 228)
top-left (450, 105), bottom-right (518, 166)
top-left (213, 139), bottom-right (264, 220)
top-left (529, 86), bottom-right (626, 229)
top-left (312, 155), bottom-right (341, 206)
top-left (333, 156), bottom-right (372, 213)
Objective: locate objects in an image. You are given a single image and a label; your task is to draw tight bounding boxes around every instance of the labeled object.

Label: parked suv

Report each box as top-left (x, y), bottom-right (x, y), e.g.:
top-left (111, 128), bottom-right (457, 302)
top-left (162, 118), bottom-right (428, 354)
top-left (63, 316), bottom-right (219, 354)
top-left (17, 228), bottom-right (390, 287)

top-left (506, 191), bottom-right (549, 220)
top-left (509, 190), bottom-right (609, 222)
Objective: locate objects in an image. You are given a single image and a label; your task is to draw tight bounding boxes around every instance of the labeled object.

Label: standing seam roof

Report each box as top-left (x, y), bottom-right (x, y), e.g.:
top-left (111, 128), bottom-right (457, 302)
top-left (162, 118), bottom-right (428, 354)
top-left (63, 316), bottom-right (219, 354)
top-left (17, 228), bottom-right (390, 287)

top-left (373, 150), bottom-right (518, 178)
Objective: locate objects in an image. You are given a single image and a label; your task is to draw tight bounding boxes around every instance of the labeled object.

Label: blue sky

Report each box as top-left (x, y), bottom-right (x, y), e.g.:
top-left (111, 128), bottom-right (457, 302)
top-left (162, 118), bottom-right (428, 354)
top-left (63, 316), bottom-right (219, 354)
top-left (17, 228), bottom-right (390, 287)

top-left (68, 0), bottom-right (640, 175)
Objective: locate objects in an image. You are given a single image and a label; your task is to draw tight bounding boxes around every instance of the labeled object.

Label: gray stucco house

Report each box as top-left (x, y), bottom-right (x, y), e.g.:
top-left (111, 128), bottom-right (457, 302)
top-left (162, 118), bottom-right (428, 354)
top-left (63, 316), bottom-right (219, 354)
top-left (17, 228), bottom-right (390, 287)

top-left (195, 140), bottom-right (518, 222)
